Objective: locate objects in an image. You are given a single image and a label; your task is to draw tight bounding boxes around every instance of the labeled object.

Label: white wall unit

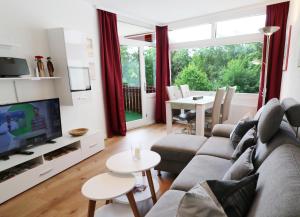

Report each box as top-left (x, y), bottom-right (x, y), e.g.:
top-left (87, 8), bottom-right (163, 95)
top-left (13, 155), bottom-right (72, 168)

top-left (47, 28), bottom-right (91, 106)
top-left (0, 0), bottom-right (107, 137)
top-left (0, 130), bottom-right (104, 204)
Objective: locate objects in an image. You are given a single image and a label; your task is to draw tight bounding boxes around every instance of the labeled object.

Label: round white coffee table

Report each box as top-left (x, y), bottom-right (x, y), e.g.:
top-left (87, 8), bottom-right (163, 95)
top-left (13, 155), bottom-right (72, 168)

top-left (81, 172), bottom-right (140, 217)
top-left (106, 150), bottom-right (161, 204)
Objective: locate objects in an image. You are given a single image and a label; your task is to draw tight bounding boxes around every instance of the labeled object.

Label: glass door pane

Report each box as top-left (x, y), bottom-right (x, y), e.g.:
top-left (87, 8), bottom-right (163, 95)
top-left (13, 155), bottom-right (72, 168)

top-left (144, 46), bottom-right (156, 93)
top-left (120, 45), bottom-right (143, 122)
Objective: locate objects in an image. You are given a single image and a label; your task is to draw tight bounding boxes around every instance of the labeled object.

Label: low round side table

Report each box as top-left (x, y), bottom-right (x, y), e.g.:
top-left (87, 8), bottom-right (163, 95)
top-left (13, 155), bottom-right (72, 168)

top-left (106, 150), bottom-right (161, 204)
top-left (81, 172), bottom-right (140, 217)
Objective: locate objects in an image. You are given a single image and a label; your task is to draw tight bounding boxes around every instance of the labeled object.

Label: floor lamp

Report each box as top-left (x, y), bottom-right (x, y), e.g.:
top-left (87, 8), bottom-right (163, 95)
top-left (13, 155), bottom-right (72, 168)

top-left (259, 26), bottom-right (280, 106)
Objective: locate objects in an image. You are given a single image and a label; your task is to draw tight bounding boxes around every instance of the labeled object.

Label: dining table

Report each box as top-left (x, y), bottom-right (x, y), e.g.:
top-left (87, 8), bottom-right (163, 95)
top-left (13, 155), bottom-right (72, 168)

top-left (165, 95), bottom-right (215, 136)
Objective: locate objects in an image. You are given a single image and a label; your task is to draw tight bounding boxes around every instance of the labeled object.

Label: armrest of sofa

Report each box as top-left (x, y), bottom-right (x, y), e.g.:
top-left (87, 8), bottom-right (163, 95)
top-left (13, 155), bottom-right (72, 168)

top-left (212, 124), bottom-right (235, 138)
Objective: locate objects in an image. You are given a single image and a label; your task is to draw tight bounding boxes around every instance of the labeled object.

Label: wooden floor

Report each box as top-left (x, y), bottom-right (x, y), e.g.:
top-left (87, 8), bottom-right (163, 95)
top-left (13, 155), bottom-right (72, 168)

top-left (0, 124), bottom-right (179, 217)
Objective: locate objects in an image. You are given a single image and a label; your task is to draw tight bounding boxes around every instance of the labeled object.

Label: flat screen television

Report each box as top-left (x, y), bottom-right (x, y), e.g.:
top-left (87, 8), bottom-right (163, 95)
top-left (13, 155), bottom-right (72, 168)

top-left (0, 57), bottom-right (30, 77)
top-left (0, 98), bottom-right (62, 158)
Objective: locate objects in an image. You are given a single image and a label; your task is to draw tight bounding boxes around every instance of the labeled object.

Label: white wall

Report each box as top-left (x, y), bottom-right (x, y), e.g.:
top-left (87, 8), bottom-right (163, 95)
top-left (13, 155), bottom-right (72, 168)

top-left (281, 0), bottom-right (300, 101)
top-left (0, 0), bottom-right (107, 137)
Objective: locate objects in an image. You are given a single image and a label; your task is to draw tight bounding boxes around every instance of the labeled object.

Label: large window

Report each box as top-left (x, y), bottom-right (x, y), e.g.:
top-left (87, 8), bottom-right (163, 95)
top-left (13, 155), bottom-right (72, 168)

top-left (171, 42), bottom-right (262, 93)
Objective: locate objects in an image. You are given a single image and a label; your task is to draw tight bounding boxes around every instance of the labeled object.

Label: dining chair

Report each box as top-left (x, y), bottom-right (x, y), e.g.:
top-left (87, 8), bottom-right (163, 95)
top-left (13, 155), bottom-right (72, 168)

top-left (166, 86), bottom-right (182, 117)
top-left (205, 87), bottom-right (226, 135)
top-left (166, 85), bottom-right (195, 134)
top-left (180, 85), bottom-right (190, 98)
top-left (221, 86), bottom-right (236, 123)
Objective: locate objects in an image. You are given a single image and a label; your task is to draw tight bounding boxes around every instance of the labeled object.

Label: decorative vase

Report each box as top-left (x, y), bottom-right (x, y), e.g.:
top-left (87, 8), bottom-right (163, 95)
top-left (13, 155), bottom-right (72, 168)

top-left (47, 57), bottom-right (54, 77)
top-left (35, 56), bottom-right (46, 77)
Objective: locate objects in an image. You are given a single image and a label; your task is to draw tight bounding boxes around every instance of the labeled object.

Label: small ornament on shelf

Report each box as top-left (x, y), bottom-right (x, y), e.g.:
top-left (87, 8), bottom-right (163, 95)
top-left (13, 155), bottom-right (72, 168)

top-left (35, 56), bottom-right (46, 77)
top-left (47, 57), bottom-right (54, 77)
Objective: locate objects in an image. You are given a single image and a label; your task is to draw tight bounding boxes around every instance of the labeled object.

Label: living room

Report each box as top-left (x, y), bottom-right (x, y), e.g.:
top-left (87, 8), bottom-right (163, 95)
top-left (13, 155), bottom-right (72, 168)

top-left (0, 0), bottom-right (300, 217)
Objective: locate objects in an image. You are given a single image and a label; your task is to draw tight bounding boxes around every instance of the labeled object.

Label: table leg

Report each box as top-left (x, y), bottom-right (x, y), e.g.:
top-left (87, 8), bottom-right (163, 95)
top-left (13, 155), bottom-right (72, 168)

top-left (196, 104), bottom-right (205, 136)
top-left (146, 170), bottom-right (157, 204)
top-left (126, 191), bottom-right (141, 217)
top-left (87, 200), bottom-right (96, 217)
top-left (166, 101), bottom-right (172, 134)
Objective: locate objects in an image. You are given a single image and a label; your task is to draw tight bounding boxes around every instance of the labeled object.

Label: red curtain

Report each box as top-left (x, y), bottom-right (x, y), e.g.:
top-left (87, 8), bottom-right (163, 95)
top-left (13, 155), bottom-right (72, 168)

top-left (257, 1), bottom-right (290, 109)
top-left (98, 10), bottom-right (126, 137)
top-left (155, 26), bottom-right (171, 123)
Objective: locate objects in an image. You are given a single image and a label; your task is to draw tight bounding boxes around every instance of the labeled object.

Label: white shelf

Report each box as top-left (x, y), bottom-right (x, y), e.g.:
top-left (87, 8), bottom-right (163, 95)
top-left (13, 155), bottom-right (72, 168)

top-left (0, 77), bottom-right (60, 81)
top-left (0, 43), bottom-right (20, 48)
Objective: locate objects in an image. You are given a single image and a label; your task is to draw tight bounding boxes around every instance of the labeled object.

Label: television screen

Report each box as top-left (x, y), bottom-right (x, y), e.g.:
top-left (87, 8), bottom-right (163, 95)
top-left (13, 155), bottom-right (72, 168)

top-left (0, 98), bottom-right (62, 157)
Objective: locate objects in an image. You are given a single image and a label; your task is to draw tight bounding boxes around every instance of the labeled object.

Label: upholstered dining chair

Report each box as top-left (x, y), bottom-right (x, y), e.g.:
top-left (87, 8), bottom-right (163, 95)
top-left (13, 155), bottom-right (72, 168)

top-left (179, 85), bottom-right (190, 98)
top-left (166, 86), bottom-right (182, 117)
top-left (205, 87), bottom-right (226, 135)
top-left (166, 85), bottom-right (196, 134)
top-left (221, 86), bottom-right (236, 123)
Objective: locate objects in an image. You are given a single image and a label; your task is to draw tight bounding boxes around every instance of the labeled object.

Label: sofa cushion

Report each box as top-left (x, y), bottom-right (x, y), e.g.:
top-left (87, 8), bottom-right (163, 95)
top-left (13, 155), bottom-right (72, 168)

top-left (232, 128), bottom-right (257, 161)
top-left (247, 144), bottom-right (300, 217)
top-left (212, 124), bottom-right (235, 138)
top-left (171, 155), bottom-right (232, 191)
top-left (223, 146), bottom-right (256, 181)
top-left (177, 182), bottom-right (227, 217)
top-left (254, 122), bottom-right (300, 168)
top-left (208, 174), bottom-right (259, 217)
top-left (151, 134), bottom-right (207, 163)
top-left (145, 190), bottom-right (185, 217)
top-left (257, 98), bottom-right (284, 143)
top-left (197, 137), bottom-right (234, 160)
top-left (281, 98), bottom-right (300, 127)
top-left (230, 119), bottom-right (258, 148)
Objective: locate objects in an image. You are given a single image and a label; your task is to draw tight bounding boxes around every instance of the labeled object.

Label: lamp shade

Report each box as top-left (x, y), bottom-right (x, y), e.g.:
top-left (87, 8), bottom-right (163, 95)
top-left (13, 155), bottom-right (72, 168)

top-left (259, 26), bottom-right (280, 36)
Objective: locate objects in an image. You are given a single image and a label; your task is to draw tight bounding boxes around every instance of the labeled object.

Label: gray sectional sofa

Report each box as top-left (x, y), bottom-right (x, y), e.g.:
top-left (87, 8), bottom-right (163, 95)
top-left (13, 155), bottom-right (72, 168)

top-left (148, 98), bottom-right (300, 217)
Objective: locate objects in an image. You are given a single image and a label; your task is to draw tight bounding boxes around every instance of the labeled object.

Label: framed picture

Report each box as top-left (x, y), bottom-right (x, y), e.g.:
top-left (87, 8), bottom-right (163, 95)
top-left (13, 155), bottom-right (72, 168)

top-left (283, 25), bottom-right (292, 71)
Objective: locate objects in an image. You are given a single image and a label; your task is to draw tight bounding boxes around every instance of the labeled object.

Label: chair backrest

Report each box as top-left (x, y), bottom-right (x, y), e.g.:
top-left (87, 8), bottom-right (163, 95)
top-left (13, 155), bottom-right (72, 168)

top-left (180, 85), bottom-right (190, 98)
top-left (222, 86), bottom-right (236, 123)
top-left (211, 87), bottom-right (226, 128)
top-left (166, 86), bottom-right (182, 100)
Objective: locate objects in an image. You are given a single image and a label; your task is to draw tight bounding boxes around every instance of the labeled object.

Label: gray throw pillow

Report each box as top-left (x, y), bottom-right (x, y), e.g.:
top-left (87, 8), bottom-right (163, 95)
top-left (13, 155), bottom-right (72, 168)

top-left (176, 182), bottom-right (228, 217)
top-left (177, 174), bottom-right (259, 217)
top-left (230, 119), bottom-right (258, 149)
top-left (232, 128), bottom-right (257, 161)
top-left (223, 146), bottom-right (256, 180)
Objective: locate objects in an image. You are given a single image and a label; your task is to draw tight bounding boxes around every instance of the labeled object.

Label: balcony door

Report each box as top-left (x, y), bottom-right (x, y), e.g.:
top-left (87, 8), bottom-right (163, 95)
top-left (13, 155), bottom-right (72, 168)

top-left (120, 39), bottom-right (156, 129)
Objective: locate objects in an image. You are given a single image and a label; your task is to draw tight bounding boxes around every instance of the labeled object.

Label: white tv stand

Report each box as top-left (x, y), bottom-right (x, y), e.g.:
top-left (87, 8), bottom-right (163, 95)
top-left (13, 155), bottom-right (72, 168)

top-left (0, 130), bottom-right (104, 204)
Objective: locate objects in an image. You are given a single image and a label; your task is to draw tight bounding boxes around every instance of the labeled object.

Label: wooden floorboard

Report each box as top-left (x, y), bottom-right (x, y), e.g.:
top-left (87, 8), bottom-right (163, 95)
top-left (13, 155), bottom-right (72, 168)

top-left (0, 124), bottom-right (179, 217)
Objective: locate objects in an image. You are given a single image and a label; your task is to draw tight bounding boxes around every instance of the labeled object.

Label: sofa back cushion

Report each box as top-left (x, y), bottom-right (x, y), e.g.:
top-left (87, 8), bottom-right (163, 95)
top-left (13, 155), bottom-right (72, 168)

top-left (247, 144), bottom-right (300, 217)
top-left (254, 122), bottom-right (299, 168)
top-left (281, 98), bottom-right (300, 127)
top-left (257, 98), bottom-right (284, 143)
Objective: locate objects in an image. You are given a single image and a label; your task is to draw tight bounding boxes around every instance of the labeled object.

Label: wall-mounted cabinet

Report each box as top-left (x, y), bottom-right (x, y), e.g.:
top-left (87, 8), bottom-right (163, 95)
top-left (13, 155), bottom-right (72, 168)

top-left (47, 28), bottom-right (92, 105)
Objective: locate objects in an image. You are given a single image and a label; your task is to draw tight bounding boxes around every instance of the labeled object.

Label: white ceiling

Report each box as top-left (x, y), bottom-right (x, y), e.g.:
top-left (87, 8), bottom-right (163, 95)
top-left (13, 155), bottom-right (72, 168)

top-left (88, 0), bottom-right (275, 24)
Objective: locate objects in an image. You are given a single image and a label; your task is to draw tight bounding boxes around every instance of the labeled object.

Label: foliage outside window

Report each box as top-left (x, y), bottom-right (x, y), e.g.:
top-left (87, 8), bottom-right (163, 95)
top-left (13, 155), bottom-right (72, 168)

top-left (144, 46), bottom-right (156, 93)
top-left (171, 42), bottom-right (262, 93)
top-left (121, 45), bottom-right (140, 87)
